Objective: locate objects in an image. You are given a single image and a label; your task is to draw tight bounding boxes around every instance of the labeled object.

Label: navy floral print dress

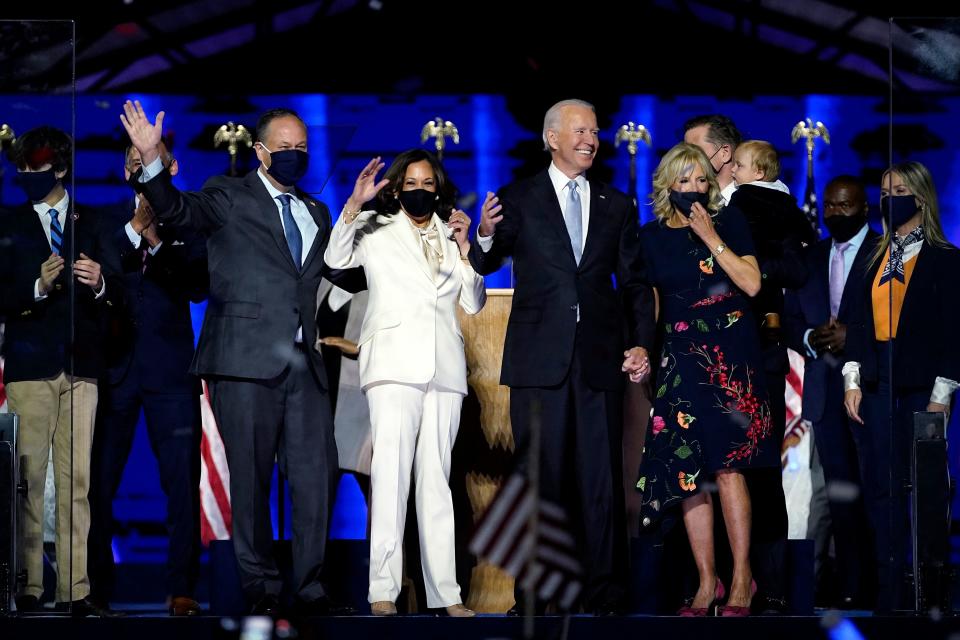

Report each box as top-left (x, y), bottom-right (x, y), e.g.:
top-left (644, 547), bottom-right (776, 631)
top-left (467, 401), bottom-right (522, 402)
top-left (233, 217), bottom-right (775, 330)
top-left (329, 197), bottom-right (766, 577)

top-left (636, 206), bottom-right (777, 528)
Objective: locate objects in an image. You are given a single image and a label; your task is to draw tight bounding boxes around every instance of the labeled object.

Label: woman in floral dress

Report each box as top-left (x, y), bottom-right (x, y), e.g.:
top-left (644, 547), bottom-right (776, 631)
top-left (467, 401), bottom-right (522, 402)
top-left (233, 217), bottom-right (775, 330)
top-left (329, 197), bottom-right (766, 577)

top-left (635, 143), bottom-right (777, 616)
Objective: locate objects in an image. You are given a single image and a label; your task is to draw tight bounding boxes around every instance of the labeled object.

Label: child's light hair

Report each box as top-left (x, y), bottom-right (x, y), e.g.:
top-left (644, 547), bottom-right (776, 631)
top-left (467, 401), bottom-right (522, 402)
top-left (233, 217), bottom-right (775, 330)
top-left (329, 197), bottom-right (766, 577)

top-left (738, 140), bottom-right (780, 182)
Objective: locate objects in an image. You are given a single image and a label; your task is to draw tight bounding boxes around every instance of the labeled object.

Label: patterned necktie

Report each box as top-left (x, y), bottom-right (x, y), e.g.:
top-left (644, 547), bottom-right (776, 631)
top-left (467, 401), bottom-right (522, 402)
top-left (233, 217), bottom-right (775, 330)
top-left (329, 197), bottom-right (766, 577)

top-left (419, 226), bottom-right (442, 280)
top-left (276, 194), bottom-right (303, 268)
top-left (828, 242), bottom-right (849, 318)
top-left (48, 208), bottom-right (63, 255)
top-left (564, 180), bottom-right (583, 264)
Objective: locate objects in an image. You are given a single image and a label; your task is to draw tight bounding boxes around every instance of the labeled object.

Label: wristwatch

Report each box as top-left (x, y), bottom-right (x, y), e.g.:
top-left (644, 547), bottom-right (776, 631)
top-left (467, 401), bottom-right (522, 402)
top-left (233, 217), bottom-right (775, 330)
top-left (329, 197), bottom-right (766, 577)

top-left (712, 242), bottom-right (726, 257)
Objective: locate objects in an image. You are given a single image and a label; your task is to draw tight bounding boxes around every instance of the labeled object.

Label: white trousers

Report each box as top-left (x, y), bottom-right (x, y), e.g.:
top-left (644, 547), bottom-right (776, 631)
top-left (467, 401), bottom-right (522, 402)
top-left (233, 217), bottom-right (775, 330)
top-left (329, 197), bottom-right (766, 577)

top-left (366, 381), bottom-right (463, 608)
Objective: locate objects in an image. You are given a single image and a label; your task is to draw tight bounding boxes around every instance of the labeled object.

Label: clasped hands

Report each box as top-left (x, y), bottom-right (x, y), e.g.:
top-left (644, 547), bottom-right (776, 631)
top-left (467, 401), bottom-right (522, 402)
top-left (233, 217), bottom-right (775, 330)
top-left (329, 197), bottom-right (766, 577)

top-left (38, 252), bottom-right (103, 296)
top-left (623, 346), bottom-right (651, 383)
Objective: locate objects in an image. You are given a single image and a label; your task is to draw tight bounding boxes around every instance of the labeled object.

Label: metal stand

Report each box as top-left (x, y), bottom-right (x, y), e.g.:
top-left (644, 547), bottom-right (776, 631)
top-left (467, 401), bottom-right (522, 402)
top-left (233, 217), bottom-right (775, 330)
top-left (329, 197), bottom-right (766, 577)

top-left (910, 411), bottom-right (953, 613)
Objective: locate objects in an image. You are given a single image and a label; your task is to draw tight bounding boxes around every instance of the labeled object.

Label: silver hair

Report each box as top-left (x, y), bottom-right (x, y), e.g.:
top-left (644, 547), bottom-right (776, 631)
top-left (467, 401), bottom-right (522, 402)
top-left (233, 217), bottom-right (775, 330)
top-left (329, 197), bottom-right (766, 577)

top-left (542, 99), bottom-right (595, 151)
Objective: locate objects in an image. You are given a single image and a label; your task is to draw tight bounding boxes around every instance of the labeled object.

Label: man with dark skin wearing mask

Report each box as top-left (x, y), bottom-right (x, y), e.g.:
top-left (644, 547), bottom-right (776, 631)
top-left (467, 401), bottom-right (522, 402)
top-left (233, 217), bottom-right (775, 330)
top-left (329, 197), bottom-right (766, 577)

top-left (120, 100), bottom-right (361, 616)
top-left (783, 175), bottom-right (878, 608)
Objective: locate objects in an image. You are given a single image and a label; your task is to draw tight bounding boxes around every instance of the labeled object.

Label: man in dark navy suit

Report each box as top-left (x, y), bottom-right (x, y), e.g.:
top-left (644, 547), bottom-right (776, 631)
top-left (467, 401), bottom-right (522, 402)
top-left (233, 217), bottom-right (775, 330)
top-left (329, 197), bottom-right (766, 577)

top-left (87, 141), bottom-right (208, 616)
top-left (784, 175), bottom-right (878, 608)
top-left (470, 99), bottom-right (655, 614)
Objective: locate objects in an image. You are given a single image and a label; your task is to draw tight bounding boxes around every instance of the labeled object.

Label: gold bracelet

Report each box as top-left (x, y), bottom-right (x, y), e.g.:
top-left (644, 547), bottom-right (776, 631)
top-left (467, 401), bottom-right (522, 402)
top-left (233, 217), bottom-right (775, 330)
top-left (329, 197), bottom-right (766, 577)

top-left (343, 209), bottom-right (361, 224)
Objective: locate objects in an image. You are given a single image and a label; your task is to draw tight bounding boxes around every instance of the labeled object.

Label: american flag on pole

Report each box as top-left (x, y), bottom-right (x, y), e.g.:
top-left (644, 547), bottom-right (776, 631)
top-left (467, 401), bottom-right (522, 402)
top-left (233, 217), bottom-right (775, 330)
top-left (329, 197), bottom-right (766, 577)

top-left (469, 473), bottom-right (582, 610)
top-left (199, 380), bottom-right (232, 545)
top-left (783, 348), bottom-right (806, 442)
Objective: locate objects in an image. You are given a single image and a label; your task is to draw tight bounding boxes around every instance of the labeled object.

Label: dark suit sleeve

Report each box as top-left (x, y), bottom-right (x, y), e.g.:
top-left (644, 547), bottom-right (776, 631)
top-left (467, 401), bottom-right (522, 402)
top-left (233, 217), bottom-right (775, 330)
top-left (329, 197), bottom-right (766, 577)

top-left (936, 248), bottom-right (960, 383)
top-left (758, 206), bottom-right (813, 290)
top-left (469, 188), bottom-right (520, 275)
top-left (782, 286), bottom-right (811, 356)
top-left (0, 213), bottom-right (21, 314)
top-left (91, 211), bottom-right (125, 309)
top-left (617, 199), bottom-right (656, 351)
top-left (139, 167), bottom-right (230, 233)
top-left (146, 226), bottom-right (210, 303)
top-left (322, 265), bottom-right (366, 294)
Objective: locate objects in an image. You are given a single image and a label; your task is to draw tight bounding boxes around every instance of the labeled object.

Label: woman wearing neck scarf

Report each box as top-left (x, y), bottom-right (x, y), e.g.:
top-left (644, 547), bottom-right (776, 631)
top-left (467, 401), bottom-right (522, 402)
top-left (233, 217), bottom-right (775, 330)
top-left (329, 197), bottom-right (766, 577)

top-left (842, 160), bottom-right (960, 612)
top-left (323, 149), bottom-right (485, 617)
top-left (634, 143), bottom-right (777, 617)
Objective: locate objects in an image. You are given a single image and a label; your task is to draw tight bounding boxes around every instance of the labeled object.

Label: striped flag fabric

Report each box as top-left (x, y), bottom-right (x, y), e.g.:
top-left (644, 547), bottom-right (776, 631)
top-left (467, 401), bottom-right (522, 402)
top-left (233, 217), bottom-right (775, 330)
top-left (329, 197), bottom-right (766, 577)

top-left (199, 380), bottom-right (232, 545)
top-left (469, 473), bottom-right (582, 610)
top-left (784, 347), bottom-right (805, 430)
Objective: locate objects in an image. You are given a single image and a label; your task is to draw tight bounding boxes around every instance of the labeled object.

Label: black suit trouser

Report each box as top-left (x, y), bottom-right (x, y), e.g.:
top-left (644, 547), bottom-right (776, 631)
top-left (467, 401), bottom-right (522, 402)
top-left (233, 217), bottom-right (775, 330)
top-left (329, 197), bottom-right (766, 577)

top-left (746, 369), bottom-right (788, 601)
top-left (509, 333), bottom-right (625, 610)
top-left (811, 372), bottom-right (872, 603)
top-left (89, 369), bottom-right (201, 601)
top-left (208, 346), bottom-right (338, 604)
top-left (856, 369), bottom-right (925, 611)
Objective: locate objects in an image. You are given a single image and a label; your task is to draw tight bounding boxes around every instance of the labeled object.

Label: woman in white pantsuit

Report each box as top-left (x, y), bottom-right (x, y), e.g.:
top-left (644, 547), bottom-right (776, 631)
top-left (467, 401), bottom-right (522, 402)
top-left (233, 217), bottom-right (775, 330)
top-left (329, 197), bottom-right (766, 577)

top-left (323, 150), bottom-right (486, 617)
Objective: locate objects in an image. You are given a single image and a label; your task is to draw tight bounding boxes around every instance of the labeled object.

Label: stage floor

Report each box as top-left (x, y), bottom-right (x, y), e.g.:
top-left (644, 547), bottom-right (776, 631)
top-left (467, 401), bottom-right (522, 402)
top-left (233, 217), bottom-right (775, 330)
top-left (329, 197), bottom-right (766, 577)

top-left (3, 610), bottom-right (960, 640)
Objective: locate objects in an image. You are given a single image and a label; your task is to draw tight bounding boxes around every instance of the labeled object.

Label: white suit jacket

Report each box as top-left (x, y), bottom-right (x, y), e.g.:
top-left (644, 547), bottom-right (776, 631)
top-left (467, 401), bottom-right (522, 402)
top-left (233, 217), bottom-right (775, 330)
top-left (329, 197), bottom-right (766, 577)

top-left (323, 210), bottom-right (486, 394)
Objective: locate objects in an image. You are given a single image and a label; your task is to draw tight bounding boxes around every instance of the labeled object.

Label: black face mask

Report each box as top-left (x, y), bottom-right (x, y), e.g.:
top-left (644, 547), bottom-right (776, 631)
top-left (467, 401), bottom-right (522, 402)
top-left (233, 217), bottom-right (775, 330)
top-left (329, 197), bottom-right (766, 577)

top-left (18, 169), bottom-right (59, 202)
top-left (669, 190), bottom-right (710, 217)
top-left (880, 195), bottom-right (920, 228)
top-left (398, 189), bottom-right (438, 218)
top-left (823, 212), bottom-right (866, 243)
top-left (262, 146), bottom-right (309, 187)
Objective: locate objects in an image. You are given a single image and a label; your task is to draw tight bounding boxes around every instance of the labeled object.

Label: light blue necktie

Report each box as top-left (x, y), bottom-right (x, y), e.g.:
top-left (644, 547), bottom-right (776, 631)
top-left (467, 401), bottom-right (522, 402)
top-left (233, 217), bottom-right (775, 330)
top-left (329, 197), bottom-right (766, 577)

top-left (276, 194), bottom-right (303, 268)
top-left (48, 208), bottom-right (63, 255)
top-left (564, 180), bottom-right (583, 264)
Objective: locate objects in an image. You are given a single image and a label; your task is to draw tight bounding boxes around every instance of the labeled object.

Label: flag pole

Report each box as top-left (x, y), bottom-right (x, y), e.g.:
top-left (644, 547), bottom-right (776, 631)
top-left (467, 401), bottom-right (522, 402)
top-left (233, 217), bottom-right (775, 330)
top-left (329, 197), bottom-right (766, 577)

top-left (524, 399), bottom-right (541, 639)
top-left (614, 122), bottom-right (651, 210)
top-left (790, 117), bottom-right (830, 235)
top-left (420, 117), bottom-right (460, 163)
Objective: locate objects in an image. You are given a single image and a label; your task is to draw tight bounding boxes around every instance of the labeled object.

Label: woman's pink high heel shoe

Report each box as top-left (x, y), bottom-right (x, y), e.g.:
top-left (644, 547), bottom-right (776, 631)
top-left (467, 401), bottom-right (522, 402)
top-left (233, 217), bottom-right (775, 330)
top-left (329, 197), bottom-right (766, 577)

top-left (720, 579), bottom-right (757, 617)
top-left (677, 578), bottom-right (726, 617)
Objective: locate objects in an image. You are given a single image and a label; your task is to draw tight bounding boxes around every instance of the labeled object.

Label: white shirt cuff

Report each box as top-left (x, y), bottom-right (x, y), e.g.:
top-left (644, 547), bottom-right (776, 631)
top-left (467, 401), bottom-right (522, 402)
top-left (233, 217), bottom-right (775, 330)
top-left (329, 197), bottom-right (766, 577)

top-left (141, 156), bottom-right (164, 181)
top-left (125, 221), bottom-right (142, 248)
top-left (930, 376), bottom-right (960, 407)
top-left (477, 232), bottom-right (494, 253)
top-left (803, 328), bottom-right (817, 359)
top-left (94, 277), bottom-right (106, 299)
top-left (34, 278), bottom-right (47, 301)
top-left (841, 361), bottom-right (861, 391)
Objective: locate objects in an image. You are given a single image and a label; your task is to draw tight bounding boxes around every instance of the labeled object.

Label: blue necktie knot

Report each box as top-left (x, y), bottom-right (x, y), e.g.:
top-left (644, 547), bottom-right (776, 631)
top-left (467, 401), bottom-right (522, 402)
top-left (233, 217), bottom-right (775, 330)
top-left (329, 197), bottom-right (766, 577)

top-left (277, 194), bottom-right (303, 268)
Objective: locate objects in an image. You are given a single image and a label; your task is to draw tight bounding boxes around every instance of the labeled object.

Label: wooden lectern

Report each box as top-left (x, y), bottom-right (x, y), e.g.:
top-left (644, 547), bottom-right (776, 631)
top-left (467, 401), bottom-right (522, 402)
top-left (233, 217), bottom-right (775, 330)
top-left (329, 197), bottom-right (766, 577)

top-left (456, 289), bottom-right (516, 612)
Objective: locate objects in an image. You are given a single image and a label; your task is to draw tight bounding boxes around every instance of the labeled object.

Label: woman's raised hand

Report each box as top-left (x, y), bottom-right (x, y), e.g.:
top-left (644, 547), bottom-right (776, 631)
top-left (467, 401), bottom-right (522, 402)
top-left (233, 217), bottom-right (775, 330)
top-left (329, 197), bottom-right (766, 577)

top-left (346, 157), bottom-right (389, 211)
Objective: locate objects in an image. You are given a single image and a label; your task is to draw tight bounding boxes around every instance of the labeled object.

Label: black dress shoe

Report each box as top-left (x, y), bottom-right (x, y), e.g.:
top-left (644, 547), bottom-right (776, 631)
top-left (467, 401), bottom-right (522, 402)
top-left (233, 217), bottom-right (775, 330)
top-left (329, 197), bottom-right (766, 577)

top-left (60, 597), bottom-right (125, 617)
top-left (757, 595), bottom-right (788, 615)
top-left (590, 602), bottom-right (623, 616)
top-left (15, 595), bottom-right (39, 613)
top-left (251, 594), bottom-right (281, 616)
